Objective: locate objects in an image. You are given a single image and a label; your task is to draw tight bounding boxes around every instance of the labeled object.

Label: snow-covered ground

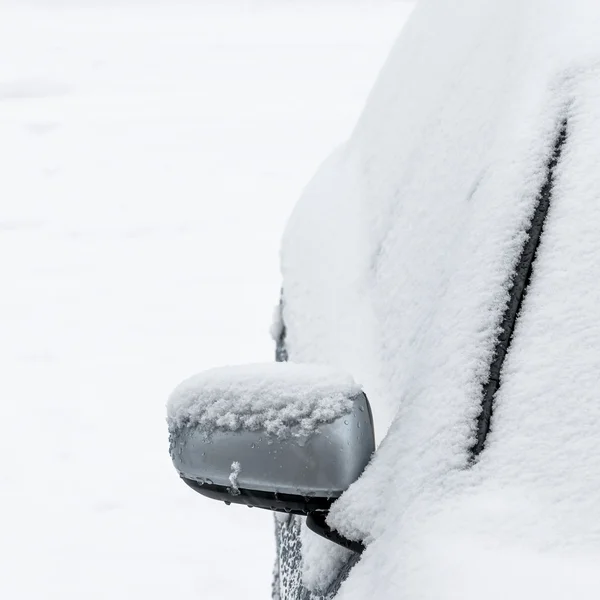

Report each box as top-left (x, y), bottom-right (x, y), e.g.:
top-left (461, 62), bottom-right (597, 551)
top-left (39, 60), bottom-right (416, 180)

top-left (0, 2), bottom-right (412, 598)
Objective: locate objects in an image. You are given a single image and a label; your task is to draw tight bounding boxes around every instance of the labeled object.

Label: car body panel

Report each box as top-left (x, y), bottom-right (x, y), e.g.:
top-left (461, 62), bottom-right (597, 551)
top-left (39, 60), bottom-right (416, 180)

top-left (274, 1), bottom-right (600, 598)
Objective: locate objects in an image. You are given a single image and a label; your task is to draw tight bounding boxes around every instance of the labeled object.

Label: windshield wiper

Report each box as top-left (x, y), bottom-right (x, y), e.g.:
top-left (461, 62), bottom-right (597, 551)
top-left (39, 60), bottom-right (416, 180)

top-left (470, 120), bottom-right (568, 460)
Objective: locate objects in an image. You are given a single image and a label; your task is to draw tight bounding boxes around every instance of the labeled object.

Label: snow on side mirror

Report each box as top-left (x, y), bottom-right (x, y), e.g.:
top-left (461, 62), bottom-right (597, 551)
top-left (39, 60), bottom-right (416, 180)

top-left (167, 363), bottom-right (374, 516)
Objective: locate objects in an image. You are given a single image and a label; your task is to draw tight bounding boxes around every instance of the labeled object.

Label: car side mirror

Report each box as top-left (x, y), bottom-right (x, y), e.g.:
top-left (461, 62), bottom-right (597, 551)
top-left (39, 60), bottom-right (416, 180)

top-left (167, 363), bottom-right (374, 551)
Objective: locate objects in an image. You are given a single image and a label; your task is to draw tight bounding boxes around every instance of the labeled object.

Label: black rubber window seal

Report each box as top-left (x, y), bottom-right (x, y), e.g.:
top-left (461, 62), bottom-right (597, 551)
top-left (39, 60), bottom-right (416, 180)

top-left (469, 119), bottom-right (568, 460)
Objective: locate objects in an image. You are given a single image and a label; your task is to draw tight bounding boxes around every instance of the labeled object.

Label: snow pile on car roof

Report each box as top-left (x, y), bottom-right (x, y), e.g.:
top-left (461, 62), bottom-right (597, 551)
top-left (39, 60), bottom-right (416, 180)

top-left (167, 362), bottom-right (361, 438)
top-left (280, 0), bottom-right (600, 596)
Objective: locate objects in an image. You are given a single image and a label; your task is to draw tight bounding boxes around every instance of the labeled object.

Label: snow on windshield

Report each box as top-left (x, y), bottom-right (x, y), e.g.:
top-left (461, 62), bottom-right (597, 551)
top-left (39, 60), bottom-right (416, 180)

top-left (167, 363), bottom-right (361, 438)
top-left (281, 0), bottom-right (600, 597)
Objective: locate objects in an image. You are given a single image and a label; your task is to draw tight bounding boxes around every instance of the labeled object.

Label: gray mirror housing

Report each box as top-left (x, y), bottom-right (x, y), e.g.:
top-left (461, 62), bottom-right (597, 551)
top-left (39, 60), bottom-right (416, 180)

top-left (167, 363), bottom-right (375, 516)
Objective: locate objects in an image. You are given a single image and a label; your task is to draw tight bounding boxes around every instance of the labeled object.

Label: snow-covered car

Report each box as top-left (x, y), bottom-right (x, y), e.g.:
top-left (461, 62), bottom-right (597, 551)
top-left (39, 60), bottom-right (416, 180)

top-left (168, 0), bottom-right (600, 598)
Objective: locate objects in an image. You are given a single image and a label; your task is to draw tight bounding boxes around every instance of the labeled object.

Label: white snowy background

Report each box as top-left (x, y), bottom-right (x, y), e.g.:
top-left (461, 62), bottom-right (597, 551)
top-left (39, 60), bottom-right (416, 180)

top-left (0, 1), bottom-right (412, 598)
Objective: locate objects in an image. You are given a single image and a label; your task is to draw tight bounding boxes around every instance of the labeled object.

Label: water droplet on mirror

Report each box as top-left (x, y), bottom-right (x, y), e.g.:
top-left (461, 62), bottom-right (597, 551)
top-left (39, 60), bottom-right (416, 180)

top-left (357, 422), bottom-right (361, 428)
top-left (251, 443), bottom-right (255, 449)
top-left (359, 406), bottom-right (365, 412)
top-left (224, 501), bottom-right (231, 506)
top-left (344, 420), bottom-right (349, 425)
top-left (206, 479), bottom-right (213, 485)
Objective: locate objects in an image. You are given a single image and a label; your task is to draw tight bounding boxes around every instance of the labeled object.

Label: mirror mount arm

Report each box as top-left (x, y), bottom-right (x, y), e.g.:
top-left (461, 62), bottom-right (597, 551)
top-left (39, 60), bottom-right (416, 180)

top-left (306, 512), bottom-right (365, 554)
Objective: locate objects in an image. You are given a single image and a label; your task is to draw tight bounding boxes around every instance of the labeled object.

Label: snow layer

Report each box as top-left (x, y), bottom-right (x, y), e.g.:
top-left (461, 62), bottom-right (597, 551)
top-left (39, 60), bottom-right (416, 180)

top-left (229, 461), bottom-right (242, 495)
top-left (280, 0), bottom-right (600, 597)
top-left (300, 519), bottom-right (352, 593)
top-left (167, 363), bottom-right (361, 437)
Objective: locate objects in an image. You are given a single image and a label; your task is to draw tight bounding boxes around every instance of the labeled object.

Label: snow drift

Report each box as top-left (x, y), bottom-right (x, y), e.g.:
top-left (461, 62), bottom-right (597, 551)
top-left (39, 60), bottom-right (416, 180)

top-left (280, 0), bottom-right (600, 596)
